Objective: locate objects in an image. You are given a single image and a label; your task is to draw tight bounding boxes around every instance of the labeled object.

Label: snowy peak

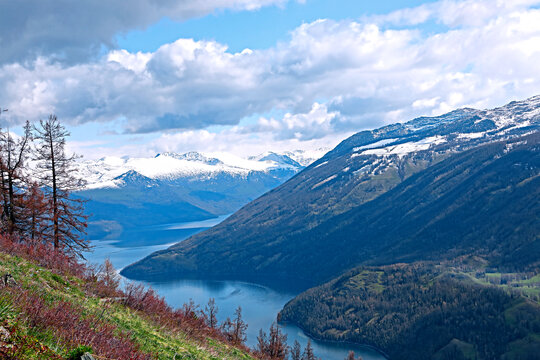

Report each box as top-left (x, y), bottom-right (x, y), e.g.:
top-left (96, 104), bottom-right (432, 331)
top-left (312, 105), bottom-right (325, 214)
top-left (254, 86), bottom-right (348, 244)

top-left (113, 170), bottom-right (156, 187)
top-left (479, 95), bottom-right (540, 129)
top-left (330, 95), bottom-right (540, 161)
top-left (157, 152), bottom-right (224, 166)
top-left (406, 108), bottom-right (480, 131)
top-left (249, 152), bottom-right (302, 169)
top-left (405, 95), bottom-right (540, 133)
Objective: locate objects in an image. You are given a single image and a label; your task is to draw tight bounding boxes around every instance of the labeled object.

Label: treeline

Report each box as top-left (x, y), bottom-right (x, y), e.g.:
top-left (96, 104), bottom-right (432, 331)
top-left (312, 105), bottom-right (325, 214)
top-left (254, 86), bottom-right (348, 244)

top-left (1, 115), bottom-right (88, 255)
top-left (279, 263), bottom-right (540, 360)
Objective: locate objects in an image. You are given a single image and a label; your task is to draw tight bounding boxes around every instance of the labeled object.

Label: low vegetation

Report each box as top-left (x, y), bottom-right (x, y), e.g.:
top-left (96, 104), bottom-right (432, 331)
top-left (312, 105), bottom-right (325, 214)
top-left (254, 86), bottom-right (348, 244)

top-left (0, 235), bottom-right (258, 359)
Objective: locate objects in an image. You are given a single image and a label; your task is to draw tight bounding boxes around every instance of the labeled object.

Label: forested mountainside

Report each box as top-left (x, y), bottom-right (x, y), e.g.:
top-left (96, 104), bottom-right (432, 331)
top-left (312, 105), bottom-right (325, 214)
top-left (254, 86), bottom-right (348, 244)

top-left (279, 262), bottom-right (540, 360)
top-left (121, 96), bottom-right (540, 289)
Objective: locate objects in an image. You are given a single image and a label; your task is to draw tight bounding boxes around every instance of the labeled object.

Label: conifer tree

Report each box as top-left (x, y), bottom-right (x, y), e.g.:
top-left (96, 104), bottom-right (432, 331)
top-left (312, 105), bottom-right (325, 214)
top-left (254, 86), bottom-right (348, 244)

top-left (33, 115), bottom-right (89, 255)
top-left (0, 121), bottom-right (32, 235)
top-left (302, 340), bottom-right (316, 360)
top-left (205, 298), bottom-right (218, 330)
top-left (291, 340), bottom-right (302, 360)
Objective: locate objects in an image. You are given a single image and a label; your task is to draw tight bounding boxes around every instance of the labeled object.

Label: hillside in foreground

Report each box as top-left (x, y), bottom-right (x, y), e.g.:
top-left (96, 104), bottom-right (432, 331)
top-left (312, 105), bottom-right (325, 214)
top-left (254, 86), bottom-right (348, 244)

top-left (0, 238), bottom-right (256, 360)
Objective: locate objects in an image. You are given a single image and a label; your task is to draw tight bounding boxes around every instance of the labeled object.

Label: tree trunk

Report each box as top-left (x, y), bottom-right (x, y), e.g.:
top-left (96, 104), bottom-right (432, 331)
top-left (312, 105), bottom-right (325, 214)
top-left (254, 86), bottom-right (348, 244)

top-left (48, 130), bottom-right (59, 249)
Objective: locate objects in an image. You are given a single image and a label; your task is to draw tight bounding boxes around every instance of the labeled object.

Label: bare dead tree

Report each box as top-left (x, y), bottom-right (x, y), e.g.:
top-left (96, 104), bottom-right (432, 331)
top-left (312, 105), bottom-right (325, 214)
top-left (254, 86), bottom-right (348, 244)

top-left (302, 340), bottom-right (316, 360)
top-left (291, 340), bottom-right (302, 360)
top-left (20, 181), bottom-right (49, 242)
top-left (256, 321), bottom-right (288, 359)
top-left (222, 306), bottom-right (248, 345)
top-left (33, 115), bottom-right (89, 255)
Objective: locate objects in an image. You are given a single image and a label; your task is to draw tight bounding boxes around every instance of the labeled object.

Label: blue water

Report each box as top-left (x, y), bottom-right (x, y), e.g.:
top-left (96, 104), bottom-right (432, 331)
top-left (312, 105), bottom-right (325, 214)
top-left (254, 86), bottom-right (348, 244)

top-left (84, 216), bottom-right (386, 360)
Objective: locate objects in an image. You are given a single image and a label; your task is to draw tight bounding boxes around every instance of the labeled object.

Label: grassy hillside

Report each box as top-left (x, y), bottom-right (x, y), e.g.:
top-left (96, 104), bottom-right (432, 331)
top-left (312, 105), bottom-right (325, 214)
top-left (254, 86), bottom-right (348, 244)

top-left (0, 240), bottom-right (256, 360)
top-left (279, 262), bottom-right (540, 360)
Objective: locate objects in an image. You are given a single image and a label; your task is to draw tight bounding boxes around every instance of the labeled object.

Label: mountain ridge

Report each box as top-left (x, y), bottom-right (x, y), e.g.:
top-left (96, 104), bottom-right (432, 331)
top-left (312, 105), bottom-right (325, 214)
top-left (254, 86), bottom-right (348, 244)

top-left (120, 95), bottom-right (540, 290)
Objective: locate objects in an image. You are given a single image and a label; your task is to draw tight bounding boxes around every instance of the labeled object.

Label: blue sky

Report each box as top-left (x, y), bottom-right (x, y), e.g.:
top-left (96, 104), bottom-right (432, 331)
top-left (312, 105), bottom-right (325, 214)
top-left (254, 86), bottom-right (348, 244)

top-left (1, 0), bottom-right (539, 158)
top-left (117, 0), bottom-right (441, 54)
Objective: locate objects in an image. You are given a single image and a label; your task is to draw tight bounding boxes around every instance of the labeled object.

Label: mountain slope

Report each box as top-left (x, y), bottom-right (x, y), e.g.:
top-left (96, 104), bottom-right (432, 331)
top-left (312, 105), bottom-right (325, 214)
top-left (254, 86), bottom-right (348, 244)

top-left (121, 96), bottom-right (540, 289)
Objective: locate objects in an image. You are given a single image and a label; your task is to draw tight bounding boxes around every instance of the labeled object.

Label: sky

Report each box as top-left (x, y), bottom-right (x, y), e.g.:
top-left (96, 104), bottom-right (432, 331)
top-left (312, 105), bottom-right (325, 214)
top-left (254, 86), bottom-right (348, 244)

top-left (1, 0), bottom-right (540, 159)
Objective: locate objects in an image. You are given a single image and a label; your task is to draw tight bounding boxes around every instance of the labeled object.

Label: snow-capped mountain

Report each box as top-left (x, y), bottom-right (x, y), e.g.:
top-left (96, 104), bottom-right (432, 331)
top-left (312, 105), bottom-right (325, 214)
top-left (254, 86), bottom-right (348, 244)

top-left (327, 94), bottom-right (540, 178)
top-left (120, 95), bottom-right (540, 287)
top-left (77, 150), bottom-right (320, 190)
top-left (76, 150), bottom-right (324, 237)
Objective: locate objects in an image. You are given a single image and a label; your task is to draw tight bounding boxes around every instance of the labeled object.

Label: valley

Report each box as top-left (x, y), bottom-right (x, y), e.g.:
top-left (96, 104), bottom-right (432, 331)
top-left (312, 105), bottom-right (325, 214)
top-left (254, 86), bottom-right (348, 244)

top-left (117, 96), bottom-right (540, 359)
top-left (2, 2), bottom-right (540, 358)
top-left (83, 219), bottom-right (386, 360)
top-left (121, 96), bottom-right (540, 288)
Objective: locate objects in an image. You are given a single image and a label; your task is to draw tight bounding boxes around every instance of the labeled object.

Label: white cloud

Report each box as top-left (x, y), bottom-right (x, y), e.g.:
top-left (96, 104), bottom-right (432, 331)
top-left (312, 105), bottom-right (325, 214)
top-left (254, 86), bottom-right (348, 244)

top-left (1, 0), bottom-right (540, 158)
top-left (251, 103), bottom-right (339, 140)
top-left (66, 127), bottom-right (345, 160)
top-left (369, 0), bottom-right (540, 28)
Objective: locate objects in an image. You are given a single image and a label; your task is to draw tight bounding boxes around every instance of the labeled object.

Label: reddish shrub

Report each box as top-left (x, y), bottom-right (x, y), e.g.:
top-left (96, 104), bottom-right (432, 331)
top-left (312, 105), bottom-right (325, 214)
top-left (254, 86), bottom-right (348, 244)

top-left (8, 289), bottom-right (153, 360)
top-left (0, 235), bottom-right (85, 278)
top-left (0, 235), bottom-right (258, 357)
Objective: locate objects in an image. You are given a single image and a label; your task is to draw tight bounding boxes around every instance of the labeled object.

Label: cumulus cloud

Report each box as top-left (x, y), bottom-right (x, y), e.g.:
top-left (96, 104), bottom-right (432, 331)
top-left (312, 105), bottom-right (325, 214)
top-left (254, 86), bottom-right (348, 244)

top-left (250, 103), bottom-right (340, 140)
top-left (1, 0), bottom-right (540, 154)
top-left (0, 0), bottom-right (291, 64)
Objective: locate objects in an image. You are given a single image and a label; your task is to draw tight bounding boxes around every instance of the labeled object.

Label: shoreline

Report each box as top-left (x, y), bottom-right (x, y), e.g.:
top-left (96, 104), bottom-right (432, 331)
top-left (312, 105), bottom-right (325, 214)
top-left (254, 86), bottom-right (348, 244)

top-left (278, 320), bottom-right (389, 359)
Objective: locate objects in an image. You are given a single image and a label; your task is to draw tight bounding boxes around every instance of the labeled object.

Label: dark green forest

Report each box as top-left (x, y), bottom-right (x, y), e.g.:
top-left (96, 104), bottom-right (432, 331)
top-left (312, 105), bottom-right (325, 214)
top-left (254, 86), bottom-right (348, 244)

top-left (279, 263), bottom-right (540, 360)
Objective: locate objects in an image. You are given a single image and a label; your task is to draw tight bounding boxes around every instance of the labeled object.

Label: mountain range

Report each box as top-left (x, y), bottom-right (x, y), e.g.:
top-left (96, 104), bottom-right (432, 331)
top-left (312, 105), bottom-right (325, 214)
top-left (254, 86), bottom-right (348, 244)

top-left (121, 95), bottom-right (540, 289)
top-left (76, 149), bottom-right (326, 238)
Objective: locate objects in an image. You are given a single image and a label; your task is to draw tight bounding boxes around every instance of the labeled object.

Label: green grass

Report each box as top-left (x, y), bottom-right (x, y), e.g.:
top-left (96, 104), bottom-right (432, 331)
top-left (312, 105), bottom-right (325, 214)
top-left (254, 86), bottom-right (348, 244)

top-left (0, 252), bottom-right (256, 360)
top-left (436, 339), bottom-right (477, 360)
top-left (347, 270), bottom-right (385, 293)
top-left (503, 333), bottom-right (540, 360)
top-left (451, 268), bottom-right (540, 303)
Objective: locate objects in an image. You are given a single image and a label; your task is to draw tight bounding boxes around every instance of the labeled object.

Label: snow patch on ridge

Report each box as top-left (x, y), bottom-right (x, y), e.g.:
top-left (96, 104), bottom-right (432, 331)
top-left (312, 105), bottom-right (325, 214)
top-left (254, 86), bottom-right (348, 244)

top-left (354, 138), bottom-right (398, 152)
top-left (358, 136), bottom-right (447, 158)
top-left (312, 175), bottom-right (337, 190)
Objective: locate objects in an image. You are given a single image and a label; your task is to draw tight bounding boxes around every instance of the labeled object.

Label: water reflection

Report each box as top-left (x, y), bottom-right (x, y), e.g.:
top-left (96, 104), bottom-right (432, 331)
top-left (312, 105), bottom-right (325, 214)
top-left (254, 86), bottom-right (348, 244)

top-left (84, 219), bottom-right (386, 360)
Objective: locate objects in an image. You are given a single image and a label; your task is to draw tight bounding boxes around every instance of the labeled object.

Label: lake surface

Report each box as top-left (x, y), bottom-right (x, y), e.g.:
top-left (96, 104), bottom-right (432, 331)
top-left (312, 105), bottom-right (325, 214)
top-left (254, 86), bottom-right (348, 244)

top-left (84, 216), bottom-right (386, 360)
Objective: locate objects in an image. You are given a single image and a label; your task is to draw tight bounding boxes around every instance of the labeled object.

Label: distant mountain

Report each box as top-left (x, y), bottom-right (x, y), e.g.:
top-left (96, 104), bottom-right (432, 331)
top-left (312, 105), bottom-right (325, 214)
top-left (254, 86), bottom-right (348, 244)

top-left (76, 150), bottom-right (322, 237)
top-left (121, 96), bottom-right (540, 288)
top-left (249, 152), bottom-right (302, 169)
top-left (77, 150), bottom-right (319, 190)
